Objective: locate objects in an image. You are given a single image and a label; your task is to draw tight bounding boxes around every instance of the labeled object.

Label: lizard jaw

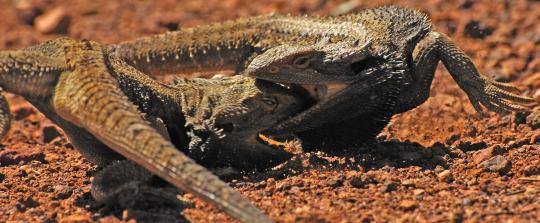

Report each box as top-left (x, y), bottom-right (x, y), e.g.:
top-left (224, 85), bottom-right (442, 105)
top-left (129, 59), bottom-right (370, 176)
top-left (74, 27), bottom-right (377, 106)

top-left (299, 83), bottom-right (349, 101)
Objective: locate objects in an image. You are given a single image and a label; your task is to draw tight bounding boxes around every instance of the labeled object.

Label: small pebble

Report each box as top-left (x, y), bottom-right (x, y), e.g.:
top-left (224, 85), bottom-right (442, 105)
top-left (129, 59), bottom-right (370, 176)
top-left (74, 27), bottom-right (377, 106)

top-left (526, 110), bottom-right (540, 129)
top-left (479, 155), bottom-right (512, 174)
top-left (379, 180), bottom-right (397, 193)
top-left (399, 200), bottom-right (418, 211)
top-left (462, 198), bottom-right (473, 206)
top-left (413, 189), bottom-right (425, 196)
top-left (472, 145), bottom-right (503, 165)
top-left (34, 7), bottom-right (70, 34)
top-left (349, 174), bottom-right (375, 189)
top-left (53, 185), bottom-right (72, 200)
top-left (523, 162), bottom-right (540, 176)
top-left (438, 170), bottom-right (454, 183)
top-left (533, 90), bottom-right (540, 103)
top-left (42, 125), bottom-right (62, 143)
top-left (401, 179), bottom-right (416, 187)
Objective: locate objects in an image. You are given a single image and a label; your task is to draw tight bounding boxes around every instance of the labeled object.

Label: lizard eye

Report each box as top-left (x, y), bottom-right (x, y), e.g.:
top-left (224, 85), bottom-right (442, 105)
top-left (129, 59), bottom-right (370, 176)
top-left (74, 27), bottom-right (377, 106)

top-left (261, 97), bottom-right (277, 108)
top-left (292, 56), bottom-right (310, 69)
top-left (268, 66), bottom-right (279, 73)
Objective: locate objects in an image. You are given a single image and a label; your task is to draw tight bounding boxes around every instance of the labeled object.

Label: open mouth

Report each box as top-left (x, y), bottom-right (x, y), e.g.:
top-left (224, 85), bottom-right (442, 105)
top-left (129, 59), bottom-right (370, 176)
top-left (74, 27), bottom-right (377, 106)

top-left (260, 58), bottom-right (395, 135)
top-left (299, 83), bottom-right (349, 101)
top-left (259, 81), bottom-right (352, 135)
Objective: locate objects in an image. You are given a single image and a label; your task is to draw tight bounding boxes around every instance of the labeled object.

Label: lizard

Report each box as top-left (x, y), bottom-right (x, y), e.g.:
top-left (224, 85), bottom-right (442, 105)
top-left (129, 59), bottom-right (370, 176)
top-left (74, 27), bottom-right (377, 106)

top-left (109, 6), bottom-right (533, 147)
top-left (243, 6), bottom-right (535, 146)
top-left (107, 10), bottom-right (382, 147)
top-left (0, 37), bottom-right (310, 222)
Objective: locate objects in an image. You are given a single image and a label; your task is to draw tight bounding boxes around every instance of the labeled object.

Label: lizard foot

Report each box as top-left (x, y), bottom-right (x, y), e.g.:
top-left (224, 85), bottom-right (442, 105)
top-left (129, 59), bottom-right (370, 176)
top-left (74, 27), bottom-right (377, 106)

top-left (463, 76), bottom-right (534, 115)
top-left (92, 160), bottom-right (191, 222)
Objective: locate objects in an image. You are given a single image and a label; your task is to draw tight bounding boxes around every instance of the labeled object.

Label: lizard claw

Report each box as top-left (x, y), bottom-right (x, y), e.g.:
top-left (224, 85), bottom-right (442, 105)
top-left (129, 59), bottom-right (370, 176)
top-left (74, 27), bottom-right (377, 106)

top-left (465, 76), bottom-right (534, 114)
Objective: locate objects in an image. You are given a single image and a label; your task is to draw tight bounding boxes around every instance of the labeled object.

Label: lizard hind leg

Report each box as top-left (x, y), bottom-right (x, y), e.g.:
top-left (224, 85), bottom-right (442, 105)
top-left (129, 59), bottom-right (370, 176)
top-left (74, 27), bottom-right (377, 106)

top-left (91, 160), bottom-right (189, 222)
top-left (53, 40), bottom-right (271, 222)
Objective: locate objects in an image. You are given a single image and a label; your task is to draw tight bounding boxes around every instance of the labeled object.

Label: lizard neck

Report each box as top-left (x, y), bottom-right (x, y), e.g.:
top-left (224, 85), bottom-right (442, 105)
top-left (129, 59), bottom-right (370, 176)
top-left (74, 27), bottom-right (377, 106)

top-left (112, 14), bottom-right (368, 76)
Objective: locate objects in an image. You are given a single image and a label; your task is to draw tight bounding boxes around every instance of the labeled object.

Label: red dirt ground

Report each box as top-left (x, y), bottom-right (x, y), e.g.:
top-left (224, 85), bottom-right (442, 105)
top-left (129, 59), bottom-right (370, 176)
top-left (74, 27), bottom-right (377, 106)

top-left (0, 0), bottom-right (539, 222)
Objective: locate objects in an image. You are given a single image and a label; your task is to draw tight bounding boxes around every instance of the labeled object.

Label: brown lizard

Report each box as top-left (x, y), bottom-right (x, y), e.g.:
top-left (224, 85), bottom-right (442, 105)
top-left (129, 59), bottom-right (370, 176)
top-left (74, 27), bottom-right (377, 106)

top-left (0, 37), bottom-right (309, 222)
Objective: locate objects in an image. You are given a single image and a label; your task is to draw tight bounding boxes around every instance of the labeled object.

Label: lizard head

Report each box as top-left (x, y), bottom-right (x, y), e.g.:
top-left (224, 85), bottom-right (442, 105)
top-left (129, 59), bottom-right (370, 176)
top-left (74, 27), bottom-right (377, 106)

top-left (183, 76), bottom-right (309, 169)
top-left (246, 41), bottom-right (404, 135)
top-left (211, 77), bottom-right (310, 137)
top-left (245, 41), bottom-right (384, 101)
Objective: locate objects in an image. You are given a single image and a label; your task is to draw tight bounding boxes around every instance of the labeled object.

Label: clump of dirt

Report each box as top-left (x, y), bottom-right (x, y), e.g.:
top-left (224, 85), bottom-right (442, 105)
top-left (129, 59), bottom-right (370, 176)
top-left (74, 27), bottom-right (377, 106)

top-left (0, 0), bottom-right (538, 222)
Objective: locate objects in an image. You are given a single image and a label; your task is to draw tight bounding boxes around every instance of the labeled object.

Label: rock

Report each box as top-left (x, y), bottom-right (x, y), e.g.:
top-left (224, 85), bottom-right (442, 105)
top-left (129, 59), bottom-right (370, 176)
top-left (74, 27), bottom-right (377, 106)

top-left (327, 174), bottom-right (345, 188)
top-left (16, 196), bottom-right (39, 212)
top-left (399, 200), bottom-right (418, 211)
top-left (466, 178), bottom-right (478, 186)
top-left (472, 145), bottom-right (504, 164)
top-left (41, 125), bottom-right (62, 143)
top-left (59, 214), bottom-right (93, 223)
top-left (523, 162), bottom-right (540, 176)
top-left (434, 165), bottom-right (445, 173)
top-left (0, 145), bottom-right (45, 166)
top-left (437, 170), bottom-right (454, 183)
top-left (526, 110), bottom-right (540, 129)
top-left (14, 0), bottom-right (44, 25)
top-left (464, 20), bottom-right (493, 39)
top-left (349, 174), bottom-right (376, 189)
top-left (479, 155), bottom-right (512, 174)
top-left (533, 90), bottom-right (540, 103)
top-left (379, 180), bottom-right (397, 193)
top-left (413, 189), bottom-right (425, 196)
top-left (401, 179), bottom-right (416, 187)
top-left (530, 133), bottom-right (540, 144)
top-left (289, 186), bottom-right (301, 194)
top-left (462, 198), bottom-right (473, 206)
top-left (53, 185), bottom-right (72, 200)
top-left (34, 7), bottom-right (70, 34)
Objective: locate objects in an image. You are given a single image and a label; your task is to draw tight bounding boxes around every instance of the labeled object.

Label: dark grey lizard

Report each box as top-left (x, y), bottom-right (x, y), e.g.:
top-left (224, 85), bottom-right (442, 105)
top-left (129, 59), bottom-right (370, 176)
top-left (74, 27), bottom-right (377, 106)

top-left (244, 7), bottom-right (534, 146)
top-left (109, 6), bottom-right (532, 148)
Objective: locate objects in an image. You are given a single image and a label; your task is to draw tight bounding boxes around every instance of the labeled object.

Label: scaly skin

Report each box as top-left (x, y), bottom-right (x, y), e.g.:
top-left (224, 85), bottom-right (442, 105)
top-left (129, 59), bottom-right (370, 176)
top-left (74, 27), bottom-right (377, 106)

top-left (245, 6), bottom-right (534, 141)
top-left (111, 6), bottom-right (533, 144)
top-left (0, 38), bottom-right (308, 222)
top-left (111, 13), bottom-right (369, 76)
top-left (107, 7), bottom-right (404, 145)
